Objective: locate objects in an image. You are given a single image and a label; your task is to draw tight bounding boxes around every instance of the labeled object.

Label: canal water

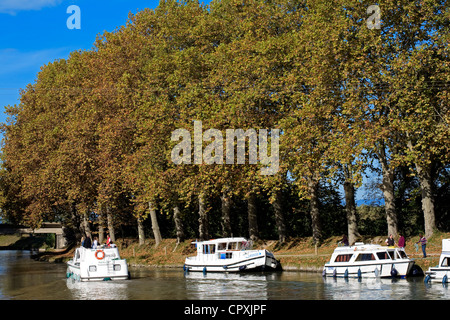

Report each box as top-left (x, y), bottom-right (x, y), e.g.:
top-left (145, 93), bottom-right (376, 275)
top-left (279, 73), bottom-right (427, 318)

top-left (0, 250), bottom-right (449, 301)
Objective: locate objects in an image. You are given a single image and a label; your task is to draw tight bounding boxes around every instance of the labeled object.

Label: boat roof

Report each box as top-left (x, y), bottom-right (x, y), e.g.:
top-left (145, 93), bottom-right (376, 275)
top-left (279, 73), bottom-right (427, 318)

top-left (332, 242), bottom-right (398, 253)
top-left (191, 237), bottom-right (249, 245)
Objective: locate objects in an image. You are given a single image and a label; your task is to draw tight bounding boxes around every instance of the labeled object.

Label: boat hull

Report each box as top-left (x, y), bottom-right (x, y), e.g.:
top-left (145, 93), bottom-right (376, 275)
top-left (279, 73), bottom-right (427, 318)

top-left (184, 250), bottom-right (280, 273)
top-left (425, 268), bottom-right (450, 283)
top-left (66, 247), bottom-right (129, 282)
top-left (323, 260), bottom-right (415, 279)
top-left (424, 240), bottom-right (450, 284)
top-left (67, 261), bottom-right (129, 282)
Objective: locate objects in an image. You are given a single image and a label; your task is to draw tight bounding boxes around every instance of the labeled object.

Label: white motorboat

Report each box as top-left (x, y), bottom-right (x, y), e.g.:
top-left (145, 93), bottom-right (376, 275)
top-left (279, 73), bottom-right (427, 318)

top-left (425, 239), bottom-right (450, 284)
top-left (322, 242), bottom-right (416, 279)
top-left (184, 237), bottom-right (281, 273)
top-left (67, 246), bottom-right (129, 282)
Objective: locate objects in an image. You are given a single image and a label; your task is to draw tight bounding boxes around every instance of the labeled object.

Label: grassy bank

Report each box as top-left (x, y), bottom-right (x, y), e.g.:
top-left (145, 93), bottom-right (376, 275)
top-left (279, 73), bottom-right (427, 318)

top-left (26, 232), bottom-right (449, 273)
top-left (0, 234), bottom-right (56, 251)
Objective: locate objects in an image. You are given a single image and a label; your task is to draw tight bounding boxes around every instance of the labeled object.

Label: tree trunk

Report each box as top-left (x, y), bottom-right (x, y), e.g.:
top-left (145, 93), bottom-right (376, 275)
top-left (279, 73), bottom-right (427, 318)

top-left (173, 204), bottom-right (185, 244)
top-left (82, 209), bottom-right (91, 238)
top-left (70, 202), bottom-right (82, 244)
top-left (377, 145), bottom-right (398, 238)
top-left (98, 207), bottom-right (105, 244)
top-left (221, 190), bottom-right (232, 237)
top-left (149, 201), bottom-right (162, 247)
top-left (198, 192), bottom-right (209, 241)
top-left (343, 166), bottom-right (360, 245)
top-left (307, 177), bottom-right (321, 244)
top-left (273, 189), bottom-right (286, 243)
top-left (415, 162), bottom-right (436, 238)
top-left (137, 216), bottom-right (145, 245)
top-left (407, 140), bottom-right (437, 238)
top-left (247, 191), bottom-right (259, 241)
top-left (106, 205), bottom-right (116, 243)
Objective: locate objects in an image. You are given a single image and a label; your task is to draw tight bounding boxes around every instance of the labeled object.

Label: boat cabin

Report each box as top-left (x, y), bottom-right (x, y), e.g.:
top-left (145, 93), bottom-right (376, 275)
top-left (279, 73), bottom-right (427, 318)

top-left (330, 243), bottom-right (409, 264)
top-left (324, 242), bottom-right (415, 278)
top-left (193, 237), bottom-right (253, 259)
top-left (185, 237), bottom-right (279, 272)
top-left (330, 248), bottom-right (408, 262)
top-left (438, 239), bottom-right (450, 267)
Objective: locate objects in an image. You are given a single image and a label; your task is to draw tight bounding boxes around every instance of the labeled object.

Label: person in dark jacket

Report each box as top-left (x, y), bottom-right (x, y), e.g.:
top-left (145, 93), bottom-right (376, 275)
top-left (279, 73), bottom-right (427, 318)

top-left (385, 234), bottom-right (395, 246)
top-left (83, 234), bottom-right (92, 248)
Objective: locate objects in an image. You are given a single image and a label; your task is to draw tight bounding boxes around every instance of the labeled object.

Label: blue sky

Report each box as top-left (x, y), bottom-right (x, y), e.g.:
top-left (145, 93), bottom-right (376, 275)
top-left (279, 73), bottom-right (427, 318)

top-left (0, 0), bottom-right (162, 126)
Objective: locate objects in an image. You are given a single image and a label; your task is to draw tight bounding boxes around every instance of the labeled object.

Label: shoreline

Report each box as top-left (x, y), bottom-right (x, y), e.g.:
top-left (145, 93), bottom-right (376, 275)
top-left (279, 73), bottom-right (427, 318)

top-left (23, 234), bottom-right (447, 274)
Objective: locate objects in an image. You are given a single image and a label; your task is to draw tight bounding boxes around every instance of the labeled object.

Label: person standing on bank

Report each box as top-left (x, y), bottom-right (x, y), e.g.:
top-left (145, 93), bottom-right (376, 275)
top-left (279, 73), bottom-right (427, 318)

top-left (385, 234), bottom-right (395, 247)
top-left (397, 233), bottom-right (405, 249)
top-left (416, 233), bottom-right (427, 258)
top-left (339, 235), bottom-right (349, 246)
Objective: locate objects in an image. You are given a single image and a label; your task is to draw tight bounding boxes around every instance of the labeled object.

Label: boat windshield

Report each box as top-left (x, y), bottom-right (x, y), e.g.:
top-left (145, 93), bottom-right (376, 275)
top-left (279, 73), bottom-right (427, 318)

top-left (387, 250), bottom-right (395, 259)
top-left (376, 251), bottom-right (392, 260)
top-left (216, 240), bottom-right (252, 251)
top-left (227, 242), bottom-right (244, 250)
top-left (397, 250), bottom-right (408, 259)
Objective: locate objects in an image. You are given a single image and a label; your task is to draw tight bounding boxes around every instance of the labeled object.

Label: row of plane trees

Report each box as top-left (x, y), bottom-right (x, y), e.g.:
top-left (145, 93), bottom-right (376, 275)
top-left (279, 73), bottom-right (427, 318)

top-left (0, 0), bottom-right (448, 246)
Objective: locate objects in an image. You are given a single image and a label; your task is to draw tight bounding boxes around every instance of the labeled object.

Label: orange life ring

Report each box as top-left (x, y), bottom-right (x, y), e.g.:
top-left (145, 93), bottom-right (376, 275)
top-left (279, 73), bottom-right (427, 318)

top-left (95, 250), bottom-right (105, 260)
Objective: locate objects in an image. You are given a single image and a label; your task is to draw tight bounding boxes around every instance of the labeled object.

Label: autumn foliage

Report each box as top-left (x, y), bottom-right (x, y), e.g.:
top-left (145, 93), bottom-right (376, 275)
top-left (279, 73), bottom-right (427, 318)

top-left (0, 0), bottom-right (448, 245)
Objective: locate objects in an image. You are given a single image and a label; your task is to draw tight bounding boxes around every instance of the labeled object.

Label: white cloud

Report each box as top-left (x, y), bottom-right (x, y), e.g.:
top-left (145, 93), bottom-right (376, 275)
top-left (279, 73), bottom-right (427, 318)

top-left (0, 0), bottom-right (63, 15)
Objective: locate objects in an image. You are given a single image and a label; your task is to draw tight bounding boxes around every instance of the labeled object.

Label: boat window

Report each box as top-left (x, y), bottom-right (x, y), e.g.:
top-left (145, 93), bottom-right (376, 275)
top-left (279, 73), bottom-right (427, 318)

top-left (355, 253), bottom-right (375, 261)
top-left (387, 250), bottom-right (395, 259)
top-left (219, 252), bottom-right (233, 259)
top-left (441, 257), bottom-right (450, 267)
top-left (334, 254), bottom-right (353, 262)
top-left (227, 242), bottom-right (239, 250)
top-left (217, 243), bottom-right (227, 250)
top-left (376, 252), bottom-right (391, 260)
top-left (202, 244), bottom-right (216, 254)
top-left (398, 250), bottom-right (408, 259)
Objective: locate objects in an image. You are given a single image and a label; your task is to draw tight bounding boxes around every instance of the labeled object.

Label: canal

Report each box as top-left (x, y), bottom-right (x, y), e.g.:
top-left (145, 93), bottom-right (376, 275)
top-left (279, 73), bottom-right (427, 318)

top-left (0, 250), bottom-right (449, 300)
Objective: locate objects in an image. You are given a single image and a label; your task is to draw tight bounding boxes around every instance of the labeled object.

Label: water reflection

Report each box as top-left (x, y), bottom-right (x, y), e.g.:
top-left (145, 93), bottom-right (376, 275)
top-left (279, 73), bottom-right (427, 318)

top-left (322, 276), bottom-right (449, 300)
top-left (424, 282), bottom-right (450, 300)
top-left (66, 278), bottom-right (130, 300)
top-left (184, 272), bottom-right (272, 300)
top-left (0, 250), bottom-right (68, 299)
top-left (1, 251), bottom-right (450, 300)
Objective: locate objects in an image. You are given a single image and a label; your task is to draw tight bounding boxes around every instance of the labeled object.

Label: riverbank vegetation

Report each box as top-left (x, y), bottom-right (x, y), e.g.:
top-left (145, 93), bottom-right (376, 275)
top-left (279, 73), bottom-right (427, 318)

top-left (27, 232), bottom-right (449, 274)
top-left (0, 0), bottom-right (449, 249)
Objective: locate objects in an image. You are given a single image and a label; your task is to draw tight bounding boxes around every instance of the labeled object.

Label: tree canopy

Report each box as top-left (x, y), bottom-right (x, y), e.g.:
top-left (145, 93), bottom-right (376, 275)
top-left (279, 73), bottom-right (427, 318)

top-left (1, 0), bottom-right (449, 245)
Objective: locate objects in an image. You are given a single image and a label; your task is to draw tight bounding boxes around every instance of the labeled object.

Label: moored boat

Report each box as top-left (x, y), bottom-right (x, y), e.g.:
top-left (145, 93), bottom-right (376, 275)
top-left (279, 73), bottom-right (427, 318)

top-left (424, 239), bottom-right (450, 284)
top-left (323, 242), bottom-right (416, 279)
top-left (184, 237), bottom-right (281, 273)
top-left (67, 246), bottom-right (129, 282)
